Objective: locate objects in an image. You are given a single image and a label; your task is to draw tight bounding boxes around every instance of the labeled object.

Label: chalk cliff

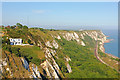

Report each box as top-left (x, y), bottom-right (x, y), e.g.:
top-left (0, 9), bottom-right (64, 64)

top-left (1, 27), bottom-right (118, 79)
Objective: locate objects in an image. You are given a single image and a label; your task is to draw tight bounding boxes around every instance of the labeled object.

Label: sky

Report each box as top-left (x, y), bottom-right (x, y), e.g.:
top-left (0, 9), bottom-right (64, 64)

top-left (2, 2), bottom-right (118, 30)
top-left (1, 0), bottom-right (119, 2)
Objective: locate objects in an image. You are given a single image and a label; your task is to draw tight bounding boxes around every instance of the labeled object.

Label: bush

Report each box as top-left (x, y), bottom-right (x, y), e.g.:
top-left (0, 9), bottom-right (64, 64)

top-left (2, 45), bottom-right (11, 51)
top-left (27, 39), bottom-right (32, 44)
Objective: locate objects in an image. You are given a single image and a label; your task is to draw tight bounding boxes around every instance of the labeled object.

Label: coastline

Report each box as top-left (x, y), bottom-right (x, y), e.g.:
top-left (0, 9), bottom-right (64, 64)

top-left (104, 39), bottom-right (113, 43)
top-left (103, 37), bottom-right (119, 59)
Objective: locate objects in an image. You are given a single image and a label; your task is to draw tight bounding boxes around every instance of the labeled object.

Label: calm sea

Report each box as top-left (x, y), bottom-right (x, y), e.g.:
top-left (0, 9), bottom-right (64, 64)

top-left (102, 30), bottom-right (118, 57)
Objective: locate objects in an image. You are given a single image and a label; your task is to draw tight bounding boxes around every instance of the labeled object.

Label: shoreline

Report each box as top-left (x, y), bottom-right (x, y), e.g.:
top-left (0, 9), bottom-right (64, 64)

top-left (104, 39), bottom-right (113, 43)
top-left (103, 37), bottom-right (119, 59)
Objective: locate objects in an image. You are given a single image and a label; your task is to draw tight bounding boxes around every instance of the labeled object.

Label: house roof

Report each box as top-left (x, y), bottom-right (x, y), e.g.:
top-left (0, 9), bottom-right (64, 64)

top-left (9, 38), bottom-right (22, 39)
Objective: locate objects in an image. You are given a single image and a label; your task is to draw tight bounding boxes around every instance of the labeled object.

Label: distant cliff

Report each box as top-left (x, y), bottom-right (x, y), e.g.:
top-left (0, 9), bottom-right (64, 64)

top-left (1, 25), bottom-right (119, 79)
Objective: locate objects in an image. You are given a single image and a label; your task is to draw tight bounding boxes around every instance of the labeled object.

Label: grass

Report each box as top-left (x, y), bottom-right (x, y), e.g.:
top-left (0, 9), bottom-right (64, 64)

top-left (13, 45), bottom-right (44, 58)
top-left (11, 45), bottom-right (45, 65)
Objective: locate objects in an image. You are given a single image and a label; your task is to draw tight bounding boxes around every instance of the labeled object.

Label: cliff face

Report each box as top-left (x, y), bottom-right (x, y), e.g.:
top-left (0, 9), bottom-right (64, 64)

top-left (2, 29), bottom-right (117, 79)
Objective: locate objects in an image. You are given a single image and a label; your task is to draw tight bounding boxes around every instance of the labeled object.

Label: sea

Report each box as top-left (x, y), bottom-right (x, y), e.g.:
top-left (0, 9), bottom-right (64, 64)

top-left (102, 29), bottom-right (118, 57)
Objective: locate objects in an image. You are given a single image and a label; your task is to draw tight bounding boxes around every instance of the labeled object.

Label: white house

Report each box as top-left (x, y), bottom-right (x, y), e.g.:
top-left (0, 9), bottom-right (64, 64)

top-left (9, 38), bottom-right (22, 45)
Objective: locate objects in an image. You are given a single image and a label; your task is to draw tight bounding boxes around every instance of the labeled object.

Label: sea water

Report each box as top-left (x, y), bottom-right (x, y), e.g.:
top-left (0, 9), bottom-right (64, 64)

top-left (102, 30), bottom-right (118, 57)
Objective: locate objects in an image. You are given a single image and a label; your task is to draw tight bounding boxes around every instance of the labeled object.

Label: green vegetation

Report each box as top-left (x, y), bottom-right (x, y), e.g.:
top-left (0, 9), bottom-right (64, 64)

top-left (27, 39), bottom-right (33, 45)
top-left (99, 51), bottom-right (107, 57)
top-left (3, 45), bottom-right (45, 65)
top-left (3, 23), bottom-right (55, 46)
top-left (2, 23), bottom-right (119, 78)
top-left (110, 57), bottom-right (120, 61)
top-left (56, 37), bottom-right (118, 78)
top-left (83, 35), bottom-right (96, 48)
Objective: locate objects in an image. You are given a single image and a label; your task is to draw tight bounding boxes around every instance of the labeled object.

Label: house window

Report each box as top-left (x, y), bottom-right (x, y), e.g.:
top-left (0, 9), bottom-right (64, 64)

top-left (10, 42), bottom-right (14, 45)
top-left (18, 42), bottom-right (20, 44)
top-left (15, 42), bottom-right (17, 45)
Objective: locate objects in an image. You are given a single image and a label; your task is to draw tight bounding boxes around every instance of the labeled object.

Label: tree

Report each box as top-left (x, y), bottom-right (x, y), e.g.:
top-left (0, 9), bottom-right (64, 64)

top-left (28, 39), bottom-right (31, 44)
top-left (39, 28), bottom-right (44, 31)
top-left (50, 29), bottom-right (56, 31)
top-left (6, 25), bottom-right (10, 29)
top-left (2, 25), bottom-right (4, 29)
top-left (11, 25), bottom-right (16, 29)
top-left (23, 25), bottom-right (28, 29)
top-left (16, 23), bottom-right (23, 28)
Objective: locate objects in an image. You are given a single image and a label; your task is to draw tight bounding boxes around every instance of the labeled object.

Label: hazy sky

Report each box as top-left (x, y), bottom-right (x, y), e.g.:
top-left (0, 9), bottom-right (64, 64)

top-left (2, 2), bottom-right (118, 30)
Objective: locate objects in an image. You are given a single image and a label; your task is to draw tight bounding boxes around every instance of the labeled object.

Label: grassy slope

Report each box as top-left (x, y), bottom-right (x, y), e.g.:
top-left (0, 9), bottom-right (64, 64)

top-left (2, 28), bottom-right (119, 78)
top-left (56, 37), bottom-right (118, 78)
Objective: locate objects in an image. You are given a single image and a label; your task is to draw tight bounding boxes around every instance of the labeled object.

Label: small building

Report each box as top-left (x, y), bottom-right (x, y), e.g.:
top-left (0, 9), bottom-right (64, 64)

top-left (9, 38), bottom-right (22, 45)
